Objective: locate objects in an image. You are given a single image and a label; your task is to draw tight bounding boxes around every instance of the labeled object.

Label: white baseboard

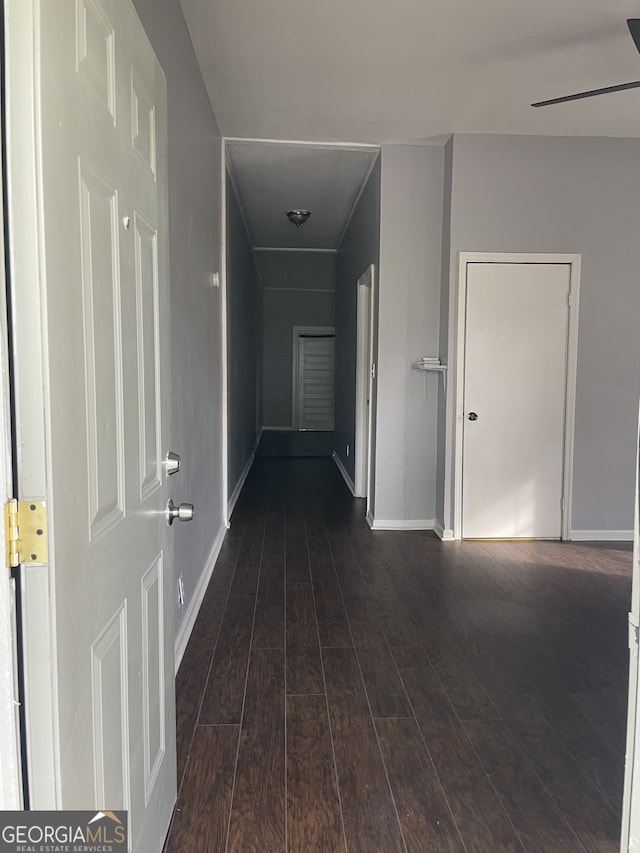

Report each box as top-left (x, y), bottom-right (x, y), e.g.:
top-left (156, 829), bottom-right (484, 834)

top-left (332, 451), bottom-right (355, 496)
top-left (174, 521), bottom-right (227, 673)
top-left (227, 453), bottom-right (254, 519)
top-left (366, 510), bottom-right (374, 528)
top-left (370, 518), bottom-right (437, 531)
top-left (437, 521), bottom-right (455, 541)
top-left (433, 519), bottom-right (445, 540)
top-left (227, 430), bottom-right (262, 521)
top-left (569, 529), bottom-right (633, 542)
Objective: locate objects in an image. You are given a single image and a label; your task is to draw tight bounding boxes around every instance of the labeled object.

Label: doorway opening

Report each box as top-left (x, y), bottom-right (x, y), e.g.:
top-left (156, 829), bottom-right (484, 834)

top-left (223, 139), bottom-right (380, 498)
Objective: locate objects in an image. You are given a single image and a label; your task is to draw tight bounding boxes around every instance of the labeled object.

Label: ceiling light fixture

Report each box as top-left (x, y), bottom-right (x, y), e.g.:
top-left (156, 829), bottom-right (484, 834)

top-left (286, 209), bottom-right (311, 227)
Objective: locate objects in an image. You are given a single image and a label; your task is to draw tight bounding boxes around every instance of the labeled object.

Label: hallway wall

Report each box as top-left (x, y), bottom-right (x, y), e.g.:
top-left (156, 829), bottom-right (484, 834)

top-left (335, 157), bottom-right (381, 488)
top-left (226, 177), bottom-right (261, 504)
top-left (132, 0), bottom-right (226, 658)
top-left (374, 144), bottom-right (445, 526)
top-left (256, 251), bottom-right (335, 428)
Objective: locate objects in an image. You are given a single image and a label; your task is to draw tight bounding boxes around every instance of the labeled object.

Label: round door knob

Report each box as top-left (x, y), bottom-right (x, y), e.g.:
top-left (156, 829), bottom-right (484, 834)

top-left (467, 412), bottom-right (479, 421)
top-left (166, 499), bottom-right (194, 525)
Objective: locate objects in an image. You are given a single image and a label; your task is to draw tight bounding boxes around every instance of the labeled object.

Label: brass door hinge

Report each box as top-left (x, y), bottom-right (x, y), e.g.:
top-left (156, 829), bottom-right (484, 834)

top-left (4, 499), bottom-right (48, 568)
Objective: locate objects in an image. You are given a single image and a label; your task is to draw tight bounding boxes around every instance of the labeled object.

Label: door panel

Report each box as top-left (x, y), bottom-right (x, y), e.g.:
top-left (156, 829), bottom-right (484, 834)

top-left (7, 0), bottom-right (176, 848)
top-left (91, 604), bottom-right (130, 812)
top-left (79, 163), bottom-right (126, 537)
top-left (141, 553), bottom-right (165, 804)
top-left (462, 263), bottom-right (570, 539)
top-left (135, 212), bottom-right (162, 501)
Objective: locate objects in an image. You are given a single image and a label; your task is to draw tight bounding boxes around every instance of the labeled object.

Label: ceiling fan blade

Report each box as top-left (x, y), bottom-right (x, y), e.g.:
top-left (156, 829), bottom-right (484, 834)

top-left (532, 79), bottom-right (640, 107)
top-left (628, 19), bottom-right (640, 54)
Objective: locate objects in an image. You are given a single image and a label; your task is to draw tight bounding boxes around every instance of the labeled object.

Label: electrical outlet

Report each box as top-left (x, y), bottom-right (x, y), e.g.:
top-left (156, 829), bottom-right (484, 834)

top-left (177, 576), bottom-right (185, 607)
top-left (346, 444), bottom-right (350, 457)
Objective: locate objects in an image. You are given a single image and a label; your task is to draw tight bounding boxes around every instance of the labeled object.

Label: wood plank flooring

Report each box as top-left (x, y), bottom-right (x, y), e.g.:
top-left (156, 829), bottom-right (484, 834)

top-left (163, 457), bottom-right (632, 853)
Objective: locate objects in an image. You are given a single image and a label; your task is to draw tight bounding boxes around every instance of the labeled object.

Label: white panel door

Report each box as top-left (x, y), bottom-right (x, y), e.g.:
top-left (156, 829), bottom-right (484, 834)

top-left (297, 334), bottom-right (335, 431)
top-left (7, 0), bottom-right (176, 849)
top-left (462, 263), bottom-right (570, 539)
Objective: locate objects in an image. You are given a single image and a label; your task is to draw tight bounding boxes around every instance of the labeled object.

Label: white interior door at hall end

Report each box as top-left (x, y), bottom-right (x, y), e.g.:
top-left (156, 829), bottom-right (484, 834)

top-left (7, 0), bottom-right (176, 848)
top-left (297, 335), bottom-right (335, 430)
top-left (461, 263), bottom-right (570, 539)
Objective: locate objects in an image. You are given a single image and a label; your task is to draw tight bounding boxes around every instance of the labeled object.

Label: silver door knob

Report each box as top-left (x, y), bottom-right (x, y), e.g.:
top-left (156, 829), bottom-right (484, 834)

top-left (467, 412), bottom-right (479, 421)
top-left (164, 451), bottom-right (181, 475)
top-left (166, 499), bottom-right (194, 525)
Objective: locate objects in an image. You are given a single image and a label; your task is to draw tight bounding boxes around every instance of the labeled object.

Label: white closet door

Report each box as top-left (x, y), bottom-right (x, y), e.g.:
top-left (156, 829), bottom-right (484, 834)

top-left (462, 262), bottom-right (570, 539)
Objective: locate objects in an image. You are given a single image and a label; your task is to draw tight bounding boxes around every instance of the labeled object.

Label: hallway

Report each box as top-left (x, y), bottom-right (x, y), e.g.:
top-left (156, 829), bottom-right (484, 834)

top-left (163, 456), bottom-right (631, 852)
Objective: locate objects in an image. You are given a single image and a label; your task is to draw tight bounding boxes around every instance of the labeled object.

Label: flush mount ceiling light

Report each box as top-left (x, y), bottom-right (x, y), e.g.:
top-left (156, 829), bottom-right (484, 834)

top-left (286, 209), bottom-right (311, 227)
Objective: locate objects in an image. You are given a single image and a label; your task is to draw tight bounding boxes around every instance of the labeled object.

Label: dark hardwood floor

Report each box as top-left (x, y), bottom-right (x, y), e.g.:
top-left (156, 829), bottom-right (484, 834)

top-left (163, 457), bottom-right (632, 853)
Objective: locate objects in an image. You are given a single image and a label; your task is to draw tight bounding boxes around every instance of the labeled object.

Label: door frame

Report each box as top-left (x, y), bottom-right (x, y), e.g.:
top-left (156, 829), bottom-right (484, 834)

top-left (0, 300), bottom-right (21, 808)
top-left (221, 142), bottom-right (229, 525)
top-left (450, 252), bottom-right (581, 541)
top-left (4, 0), bottom-right (60, 805)
top-left (0, 13), bottom-right (22, 801)
top-left (354, 265), bottom-right (375, 506)
top-left (291, 325), bottom-right (335, 430)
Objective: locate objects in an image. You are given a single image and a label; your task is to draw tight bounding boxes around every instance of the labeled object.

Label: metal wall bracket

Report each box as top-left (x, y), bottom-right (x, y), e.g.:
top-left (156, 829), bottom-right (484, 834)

top-left (4, 499), bottom-right (48, 567)
top-left (630, 612), bottom-right (639, 656)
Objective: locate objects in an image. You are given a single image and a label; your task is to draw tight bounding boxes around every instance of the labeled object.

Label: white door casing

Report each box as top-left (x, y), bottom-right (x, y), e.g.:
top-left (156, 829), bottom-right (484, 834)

top-left (292, 326), bottom-right (335, 431)
top-left (6, 0), bottom-right (176, 848)
top-left (220, 144), bottom-right (229, 526)
top-left (621, 402), bottom-right (640, 850)
top-left (0, 45), bottom-right (22, 804)
top-left (355, 265), bottom-right (374, 505)
top-left (452, 254), bottom-right (580, 540)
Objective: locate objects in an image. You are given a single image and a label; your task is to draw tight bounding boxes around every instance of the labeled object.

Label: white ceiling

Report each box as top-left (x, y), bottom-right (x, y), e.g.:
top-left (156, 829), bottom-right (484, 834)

top-left (226, 141), bottom-right (378, 250)
top-left (180, 0), bottom-right (640, 142)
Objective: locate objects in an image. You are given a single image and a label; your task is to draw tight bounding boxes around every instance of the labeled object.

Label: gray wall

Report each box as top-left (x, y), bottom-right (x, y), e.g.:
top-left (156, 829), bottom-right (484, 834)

top-left (335, 158), bottom-right (381, 484)
top-left (132, 0), bottom-right (225, 646)
top-left (256, 252), bottom-right (335, 427)
top-left (226, 178), bottom-right (260, 499)
top-left (445, 134), bottom-right (640, 533)
top-left (374, 145), bottom-right (445, 522)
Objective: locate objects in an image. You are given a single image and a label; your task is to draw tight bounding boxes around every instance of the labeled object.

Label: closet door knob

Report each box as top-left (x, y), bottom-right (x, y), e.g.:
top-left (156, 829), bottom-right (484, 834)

top-left (166, 499), bottom-right (194, 525)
